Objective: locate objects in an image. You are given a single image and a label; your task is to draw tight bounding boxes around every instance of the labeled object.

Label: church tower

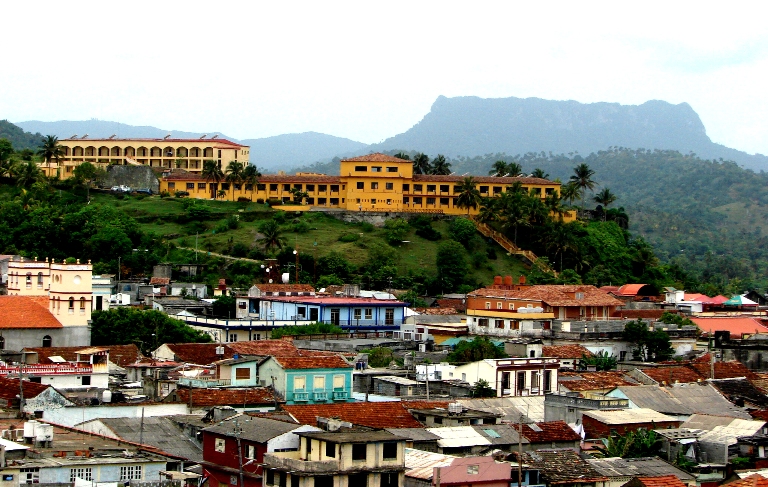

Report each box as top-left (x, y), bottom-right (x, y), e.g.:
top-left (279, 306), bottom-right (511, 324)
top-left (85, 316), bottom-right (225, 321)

top-left (48, 258), bottom-right (93, 330)
top-left (6, 257), bottom-right (50, 296)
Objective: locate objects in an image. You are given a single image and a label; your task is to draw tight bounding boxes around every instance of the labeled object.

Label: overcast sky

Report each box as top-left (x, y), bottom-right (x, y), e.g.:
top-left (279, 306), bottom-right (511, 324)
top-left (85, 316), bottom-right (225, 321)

top-left (4, 2), bottom-right (767, 154)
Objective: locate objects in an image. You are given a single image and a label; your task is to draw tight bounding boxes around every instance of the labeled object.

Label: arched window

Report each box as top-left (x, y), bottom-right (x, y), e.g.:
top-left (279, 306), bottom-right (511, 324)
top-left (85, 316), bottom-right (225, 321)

top-left (79, 297), bottom-right (86, 309)
top-left (68, 297), bottom-right (74, 311)
top-left (26, 273), bottom-right (32, 288)
top-left (42, 335), bottom-right (52, 348)
top-left (37, 272), bottom-right (43, 287)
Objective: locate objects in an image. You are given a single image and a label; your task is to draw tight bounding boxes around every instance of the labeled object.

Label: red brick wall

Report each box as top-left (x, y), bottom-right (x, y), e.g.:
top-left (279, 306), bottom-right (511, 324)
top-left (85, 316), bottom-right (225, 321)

top-left (582, 416), bottom-right (681, 438)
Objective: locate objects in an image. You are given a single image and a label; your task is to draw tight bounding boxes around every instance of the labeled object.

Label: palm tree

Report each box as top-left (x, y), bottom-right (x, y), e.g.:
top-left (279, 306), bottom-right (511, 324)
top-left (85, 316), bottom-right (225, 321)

top-left (37, 135), bottom-right (64, 177)
top-left (489, 160), bottom-right (508, 176)
top-left (412, 153), bottom-right (431, 175)
top-left (544, 190), bottom-right (567, 221)
top-left (242, 164), bottom-right (261, 201)
top-left (393, 152), bottom-right (411, 161)
top-left (477, 198), bottom-right (500, 224)
top-left (202, 160), bottom-right (224, 199)
top-left (431, 154), bottom-right (451, 175)
top-left (569, 163), bottom-right (596, 213)
top-left (259, 220), bottom-right (286, 254)
top-left (560, 182), bottom-right (582, 207)
top-left (225, 160), bottom-right (245, 201)
top-left (545, 222), bottom-right (577, 271)
top-left (455, 176), bottom-right (481, 215)
top-left (506, 162), bottom-right (523, 177)
top-left (531, 168), bottom-right (549, 179)
top-left (593, 187), bottom-right (617, 209)
top-left (12, 160), bottom-right (42, 188)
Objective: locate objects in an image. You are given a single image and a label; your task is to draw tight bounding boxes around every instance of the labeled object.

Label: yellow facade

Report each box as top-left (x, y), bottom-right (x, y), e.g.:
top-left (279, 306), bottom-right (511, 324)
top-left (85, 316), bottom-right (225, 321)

top-left (159, 153), bottom-right (573, 219)
top-left (43, 137), bottom-right (249, 179)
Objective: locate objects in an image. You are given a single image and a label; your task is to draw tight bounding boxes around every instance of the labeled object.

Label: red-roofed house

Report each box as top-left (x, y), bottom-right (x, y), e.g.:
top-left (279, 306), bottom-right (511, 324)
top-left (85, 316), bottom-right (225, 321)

top-left (0, 376), bottom-right (73, 413)
top-left (513, 420), bottom-right (581, 450)
top-left (433, 456), bottom-right (512, 487)
top-left (259, 354), bottom-right (354, 404)
top-left (543, 345), bottom-right (593, 369)
top-left (282, 401), bottom-right (450, 429)
top-left (691, 317), bottom-right (768, 339)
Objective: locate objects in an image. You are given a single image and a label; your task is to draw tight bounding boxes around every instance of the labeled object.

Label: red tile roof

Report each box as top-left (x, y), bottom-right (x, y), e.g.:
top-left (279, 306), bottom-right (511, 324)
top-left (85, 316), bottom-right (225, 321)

top-left (0, 296), bottom-right (63, 329)
top-left (272, 355), bottom-right (352, 370)
top-left (149, 277), bottom-right (170, 285)
top-left (513, 421), bottom-right (581, 443)
top-left (558, 371), bottom-right (638, 391)
top-left (635, 475), bottom-right (689, 487)
top-left (435, 298), bottom-right (466, 311)
top-left (690, 317), bottom-right (768, 337)
top-left (229, 340), bottom-right (302, 357)
top-left (255, 284), bottom-right (316, 293)
top-left (543, 345), bottom-right (593, 359)
top-left (163, 343), bottom-right (236, 364)
top-left (640, 359), bottom-right (758, 383)
top-left (170, 387), bottom-right (279, 407)
top-left (0, 377), bottom-right (53, 406)
top-left (412, 174), bottom-right (555, 185)
top-left (342, 153), bottom-right (410, 163)
top-left (283, 401), bottom-right (449, 429)
top-left (469, 285), bottom-right (623, 307)
top-left (719, 474), bottom-right (768, 487)
top-left (25, 344), bottom-right (146, 366)
top-left (66, 137), bottom-right (245, 147)
top-left (615, 284), bottom-right (651, 296)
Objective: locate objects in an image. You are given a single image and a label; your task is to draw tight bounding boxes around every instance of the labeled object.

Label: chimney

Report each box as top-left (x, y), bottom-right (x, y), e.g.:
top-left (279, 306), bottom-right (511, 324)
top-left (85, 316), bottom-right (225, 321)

top-left (493, 276), bottom-right (502, 287)
top-left (519, 275), bottom-right (526, 285)
top-left (503, 275), bottom-right (513, 287)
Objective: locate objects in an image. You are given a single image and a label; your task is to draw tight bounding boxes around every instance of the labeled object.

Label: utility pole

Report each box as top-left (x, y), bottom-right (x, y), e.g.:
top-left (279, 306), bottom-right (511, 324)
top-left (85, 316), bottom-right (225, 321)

top-left (518, 412), bottom-right (524, 487)
top-left (139, 407), bottom-right (145, 445)
top-left (234, 420), bottom-right (244, 487)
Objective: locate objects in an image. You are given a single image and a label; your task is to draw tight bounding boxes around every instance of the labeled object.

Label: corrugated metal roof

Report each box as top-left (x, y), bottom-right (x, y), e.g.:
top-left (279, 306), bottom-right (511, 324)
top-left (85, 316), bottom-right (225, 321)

top-left (404, 448), bottom-right (456, 480)
top-left (426, 426), bottom-right (493, 448)
top-left (583, 408), bottom-right (676, 425)
top-left (96, 416), bottom-right (204, 462)
top-left (386, 428), bottom-right (442, 442)
top-left (586, 457), bottom-right (694, 480)
top-left (616, 383), bottom-right (751, 418)
top-left (456, 396), bottom-right (545, 422)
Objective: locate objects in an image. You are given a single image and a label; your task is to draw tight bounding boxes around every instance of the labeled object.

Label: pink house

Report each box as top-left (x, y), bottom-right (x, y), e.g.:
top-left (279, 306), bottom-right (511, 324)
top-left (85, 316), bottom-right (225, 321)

top-left (434, 456), bottom-right (511, 487)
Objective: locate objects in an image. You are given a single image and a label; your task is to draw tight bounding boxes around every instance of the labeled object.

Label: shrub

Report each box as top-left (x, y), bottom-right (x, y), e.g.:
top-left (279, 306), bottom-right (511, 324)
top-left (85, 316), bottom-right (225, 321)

top-left (232, 242), bottom-right (249, 257)
top-left (384, 218), bottom-right (409, 245)
top-left (267, 198), bottom-right (282, 206)
top-left (338, 233), bottom-right (360, 243)
top-left (416, 226), bottom-right (441, 241)
top-left (226, 215), bottom-right (240, 230)
top-left (237, 196), bottom-right (251, 202)
top-left (292, 221), bottom-right (310, 233)
top-left (359, 222), bottom-right (375, 233)
top-left (175, 191), bottom-right (189, 198)
top-left (256, 198), bottom-right (265, 204)
top-left (449, 217), bottom-right (476, 246)
top-left (159, 190), bottom-right (170, 198)
top-left (272, 211), bottom-right (288, 224)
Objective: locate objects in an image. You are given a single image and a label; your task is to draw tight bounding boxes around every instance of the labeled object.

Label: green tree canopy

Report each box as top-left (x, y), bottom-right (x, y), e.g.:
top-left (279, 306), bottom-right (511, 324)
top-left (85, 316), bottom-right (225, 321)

top-left (436, 240), bottom-right (468, 293)
top-left (447, 336), bottom-right (507, 364)
top-left (91, 308), bottom-right (211, 355)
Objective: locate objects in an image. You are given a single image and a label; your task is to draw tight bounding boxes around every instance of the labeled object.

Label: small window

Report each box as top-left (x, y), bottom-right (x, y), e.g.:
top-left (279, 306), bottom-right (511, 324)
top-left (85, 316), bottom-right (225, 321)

top-left (426, 184), bottom-right (436, 192)
top-left (215, 438), bottom-right (226, 452)
top-left (318, 185), bottom-right (327, 192)
top-left (497, 302), bottom-right (502, 309)
top-left (509, 303), bottom-right (515, 310)
top-left (356, 182), bottom-right (364, 189)
top-left (293, 184), bottom-right (302, 190)
top-left (168, 182), bottom-right (176, 190)
top-left (440, 198), bottom-right (449, 205)
top-left (467, 465), bottom-right (479, 475)
top-left (426, 197), bottom-right (435, 205)
top-left (326, 442), bottom-right (336, 458)
top-left (306, 184), bottom-right (315, 191)
top-left (493, 186), bottom-right (502, 194)
top-left (413, 184), bottom-right (422, 192)
top-left (478, 318), bottom-right (489, 327)
top-left (365, 308), bottom-right (373, 319)
top-left (353, 309), bottom-right (362, 319)
top-left (371, 182), bottom-right (378, 190)
top-left (333, 374), bottom-right (345, 390)
top-left (330, 185), bottom-right (339, 192)
top-left (413, 197), bottom-right (422, 204)
top-left (283, 184), bottom-right (291, 191)
top-left (387, 166), bottom-right (398, 172)
top-left (352, 443), bottom-right (367, 460)
top-left (371, 166), bottom-right (382, 172)
top-left (270, 184), bottom-right (278, 191)
top-left (186, 183), bottom-right (195, 190)
top-left (81, 375), bottom-right (91, 386)
top-left (235, 368), bottom-right (251, 380)
top-left (383, 442), bottom-right (398, 460)
top-left (198, 182), bottom-right (206, 189)
top-left (403, 184), bottom-right (410, 192)
top-left (246, 445), bottom-right (256, 459)
top-left (313, 375), bottom-right (325, 390)
top-left (385, 182), bottom-right (393, 190)
top-left (495, 320), bottom-right (504, 329)
top-left (479, 185), bottom-right (489, 193)
top-left (440, 184), bottom-right (449, 192)
top-left (485, 301), bottom-right (491, 309)
top-left (403, 197), bottom-right (410, 204)
top-left (355, 166), bottom-right (367, 172)
top-left (371, 198), bottom-right (377, 204)
top-left (294, 375), bottom-right (306, 391)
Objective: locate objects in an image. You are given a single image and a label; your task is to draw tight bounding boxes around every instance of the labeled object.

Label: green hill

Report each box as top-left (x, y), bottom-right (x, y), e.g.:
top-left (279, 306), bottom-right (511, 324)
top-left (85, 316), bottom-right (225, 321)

top-left (0, 120), bottom-right (44, 151)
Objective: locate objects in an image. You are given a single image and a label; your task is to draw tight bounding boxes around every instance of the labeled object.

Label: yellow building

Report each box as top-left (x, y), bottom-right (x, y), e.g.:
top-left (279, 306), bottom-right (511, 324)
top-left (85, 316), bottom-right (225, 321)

top-left (159, 153), bottom-right (572, 217)
top-left (43, 136), bottom-right (249, 178)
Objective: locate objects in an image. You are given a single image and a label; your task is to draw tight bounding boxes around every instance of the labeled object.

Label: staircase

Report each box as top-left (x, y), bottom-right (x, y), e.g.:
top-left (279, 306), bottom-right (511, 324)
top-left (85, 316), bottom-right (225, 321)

top-left (124, 157), bottom-right (142, 166)
top-left (471, 218), bottom-right (558, 276)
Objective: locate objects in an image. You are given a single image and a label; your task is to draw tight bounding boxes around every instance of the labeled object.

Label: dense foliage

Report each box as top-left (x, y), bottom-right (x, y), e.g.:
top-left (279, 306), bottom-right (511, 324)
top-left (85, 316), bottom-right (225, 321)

top-left (91, 308), bottom-right (211, 354)
top-left (447, 336), bottom-right (508, 364)
top-left (594, 428), bottom-right (662, 458)
top-left (622, 319), bottom-right (674, 362)
top-left (0, 120), bottom-right (45, 151)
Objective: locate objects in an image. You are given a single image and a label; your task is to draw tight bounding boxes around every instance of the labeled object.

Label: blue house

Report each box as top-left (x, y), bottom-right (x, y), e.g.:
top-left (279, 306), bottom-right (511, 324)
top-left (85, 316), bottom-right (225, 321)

top-left (258, 296), bottom-right (407, 330)
top-left (258, 354), bottom-right (354, 405)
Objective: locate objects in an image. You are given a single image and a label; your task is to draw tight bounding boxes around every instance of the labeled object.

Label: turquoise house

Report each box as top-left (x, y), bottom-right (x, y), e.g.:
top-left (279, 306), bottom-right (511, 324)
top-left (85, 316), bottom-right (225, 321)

top-left (259, 355), bottom-right (354, 404)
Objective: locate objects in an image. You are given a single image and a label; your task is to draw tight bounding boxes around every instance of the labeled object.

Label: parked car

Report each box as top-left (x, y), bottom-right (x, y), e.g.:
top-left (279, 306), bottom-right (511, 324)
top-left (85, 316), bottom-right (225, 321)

top-left (135, 188), bottom-right (153, 195)
top-left (111, 185), bottom-right (132, 193)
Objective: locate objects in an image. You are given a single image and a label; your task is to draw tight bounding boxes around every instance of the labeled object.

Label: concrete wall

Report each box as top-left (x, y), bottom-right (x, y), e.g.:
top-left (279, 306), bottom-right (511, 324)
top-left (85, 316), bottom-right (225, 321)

top-left (43, 403), bottom-right (188, 427)
top-left (1, 326), bottom-right (90, 352)
top-left (103, 165), bottom-right (160, 192)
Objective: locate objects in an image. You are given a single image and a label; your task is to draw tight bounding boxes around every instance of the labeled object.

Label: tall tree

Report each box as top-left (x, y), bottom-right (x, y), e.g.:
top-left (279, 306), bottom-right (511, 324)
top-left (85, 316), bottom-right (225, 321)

top-left (12, 160), bottom-right (42, 188)
top-left (544, 190), bottom-right (567, 221)
top-left (506, 161), bottom-right (523, 177)
top-left (455, 176), bottom-right (481, 215)
top-left (431, 154), bottom-right (451, 175)
top-left (72, 161), bottom-right (105, 202)
top-left (242, 164), bottom-right (261, 201)
top-left (225, 160), bottom-right (244, 201)
top-left (202, 160), bottom-right (224, 199)
top-left (531, 168), bottom-right (549, 179)
top-left (594, 187), bottom-right (617, 209)
top-left (37, 135), bottom-right (64, 177)
top-left (489, 160), bottom-right (508, 176)
top-left (569, 163), bottom-right (596, 213)
top-left (412, 152), bottom-right (431, 175)
top-left (560, 182), bottom-right (582, 207)
top-left (258, 219), bottom-right (286, 254)
top-left (0, 139), bottom-right (14, 178)
top-left (393, 152), bottom-right (411, 161)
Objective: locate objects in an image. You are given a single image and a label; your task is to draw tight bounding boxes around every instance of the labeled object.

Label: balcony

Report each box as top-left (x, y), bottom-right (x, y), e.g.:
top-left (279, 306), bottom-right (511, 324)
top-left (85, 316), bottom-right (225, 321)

top-left (332, 390), bottom-right (348, 400)
top-left (264, 451), bottom-right (339, 474)
top-left (293, 392), bottom-right (309, 402)
top-left (313, 391), bottom-right (328, 401)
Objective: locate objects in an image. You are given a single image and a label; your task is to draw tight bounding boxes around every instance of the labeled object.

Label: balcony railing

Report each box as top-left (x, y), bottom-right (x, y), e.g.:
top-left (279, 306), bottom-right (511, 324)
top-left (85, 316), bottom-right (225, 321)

top-left (264, 452), bottom-right (339, 474)
top-left (332, 391), bottom-right (348, 400)
top-left (177, 377), bottom-right (232, 388)
top-left (313, 392), bottom-right (328, 401)
top-left (293, 392), bottom-right (309, 402)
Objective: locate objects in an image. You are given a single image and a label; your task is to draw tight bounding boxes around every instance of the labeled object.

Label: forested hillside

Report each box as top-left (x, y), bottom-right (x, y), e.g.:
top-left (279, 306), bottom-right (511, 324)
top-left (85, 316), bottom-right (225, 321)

top-left (0, 120), bottom-right (44, 151)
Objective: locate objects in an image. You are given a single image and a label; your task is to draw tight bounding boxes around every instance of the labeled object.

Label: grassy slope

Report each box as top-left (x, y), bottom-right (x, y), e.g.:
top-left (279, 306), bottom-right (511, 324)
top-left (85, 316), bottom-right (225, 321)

top-left (91, 192), bottom-right (528, 285)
